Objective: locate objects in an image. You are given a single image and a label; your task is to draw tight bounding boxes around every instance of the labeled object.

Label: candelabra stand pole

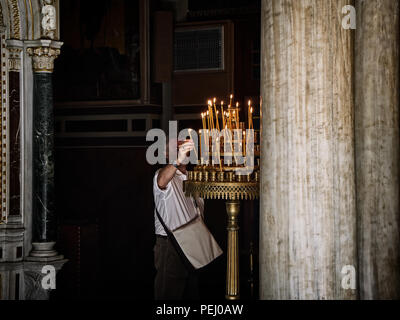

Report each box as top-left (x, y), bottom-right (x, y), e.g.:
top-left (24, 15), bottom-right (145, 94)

top-left (225, 200), bottom-right (240, 300)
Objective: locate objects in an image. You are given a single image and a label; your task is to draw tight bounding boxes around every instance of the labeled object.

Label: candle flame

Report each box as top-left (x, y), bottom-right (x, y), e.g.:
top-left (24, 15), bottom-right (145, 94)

top-left (248, 100), bottom-right (251, 106)
top-left (230, 94), bottom-right (233, 99)
top-left (236, 102), bottom-right (239, 107)
top-left (250, 107), bottom-right (253, 113)
top-left (221, 101), bottom-right (224, 105)
top-left (213, 97), bottom-right (216, 103)
top-left (208, 100), bottom-right (212, 106)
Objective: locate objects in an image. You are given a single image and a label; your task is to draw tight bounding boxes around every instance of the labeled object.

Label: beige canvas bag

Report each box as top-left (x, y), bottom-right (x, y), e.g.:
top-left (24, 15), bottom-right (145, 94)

top-left (156, 207), bottom-right (223, 270)
top-left (172, 215), bottom-right (223, 269)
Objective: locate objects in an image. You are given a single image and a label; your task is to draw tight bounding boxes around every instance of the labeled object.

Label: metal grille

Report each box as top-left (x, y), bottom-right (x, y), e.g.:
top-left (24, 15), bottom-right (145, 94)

top-left (174, 27), bottom-right (223, 71)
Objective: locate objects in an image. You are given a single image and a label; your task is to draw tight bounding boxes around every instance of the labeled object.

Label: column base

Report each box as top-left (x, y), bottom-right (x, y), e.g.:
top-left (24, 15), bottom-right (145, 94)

top-left (26, 242), bottom-right (59, 259)
top-left (225, 294), bottom-right (240, 300)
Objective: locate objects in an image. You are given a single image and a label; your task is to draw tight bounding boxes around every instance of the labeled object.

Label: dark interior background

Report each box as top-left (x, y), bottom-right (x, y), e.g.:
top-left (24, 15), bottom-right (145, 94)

top-left (52, 0), bottom-right (261, 300)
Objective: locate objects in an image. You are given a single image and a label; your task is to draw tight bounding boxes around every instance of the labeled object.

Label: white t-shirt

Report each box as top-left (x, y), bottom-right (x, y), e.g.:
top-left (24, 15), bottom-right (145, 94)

top-left (153, 168), bottom-right (204, 236)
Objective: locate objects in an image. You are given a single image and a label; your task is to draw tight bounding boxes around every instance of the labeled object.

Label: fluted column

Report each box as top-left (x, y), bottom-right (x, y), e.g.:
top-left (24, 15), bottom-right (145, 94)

top-left (260, 0), bottom-right (357, 299)
top-left (355, 0), bottom-right (400, 299)
top-left (26, 40), bottom-right (62, 257)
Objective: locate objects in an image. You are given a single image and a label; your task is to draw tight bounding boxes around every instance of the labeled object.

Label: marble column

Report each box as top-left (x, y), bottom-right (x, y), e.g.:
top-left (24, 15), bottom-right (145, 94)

top-left (260, 0), bottom-right (357, 299)
top-left (26, 40), bottom-right (62, 257)
top-left (22, 40), bottom-right (67, 300)
top-left (355, 0), bottom-right (400, 299)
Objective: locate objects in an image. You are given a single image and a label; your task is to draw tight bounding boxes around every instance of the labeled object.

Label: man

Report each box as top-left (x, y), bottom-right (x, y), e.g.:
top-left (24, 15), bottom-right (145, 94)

top-left (153, 138), bottom-right (204, 300)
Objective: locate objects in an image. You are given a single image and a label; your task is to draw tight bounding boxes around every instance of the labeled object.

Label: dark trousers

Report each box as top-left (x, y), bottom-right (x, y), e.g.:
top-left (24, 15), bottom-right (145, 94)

top-left (154, 236), bottom-right (199, 300)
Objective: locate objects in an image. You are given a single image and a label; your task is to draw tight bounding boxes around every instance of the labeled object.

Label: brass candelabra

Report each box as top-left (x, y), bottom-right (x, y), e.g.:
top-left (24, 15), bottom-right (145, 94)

top-left (184, 94), bottom-right (260, 299)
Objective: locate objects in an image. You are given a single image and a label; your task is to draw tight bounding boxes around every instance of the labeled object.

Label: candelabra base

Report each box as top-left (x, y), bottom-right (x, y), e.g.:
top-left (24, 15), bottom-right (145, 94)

top-left (184, 177), bottom-right (259, 301)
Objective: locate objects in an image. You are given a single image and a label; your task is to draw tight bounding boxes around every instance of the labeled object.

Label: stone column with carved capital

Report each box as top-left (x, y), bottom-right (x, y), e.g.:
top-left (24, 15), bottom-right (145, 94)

top-left (25, 40), bottom-right (62, 259)
top-left (26, 45), bottom-right (61, 73)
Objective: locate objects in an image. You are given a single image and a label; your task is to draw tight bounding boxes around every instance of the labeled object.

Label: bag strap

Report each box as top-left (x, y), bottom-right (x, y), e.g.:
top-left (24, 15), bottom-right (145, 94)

top-left (155, 205), bottom-right (195, 272)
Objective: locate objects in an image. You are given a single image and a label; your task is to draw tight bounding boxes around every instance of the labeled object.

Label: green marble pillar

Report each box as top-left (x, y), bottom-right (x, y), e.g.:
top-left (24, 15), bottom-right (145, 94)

top-left (27, 42), bottom-right (61, 254)
top-left (32, 72), bottom-right (55, 242)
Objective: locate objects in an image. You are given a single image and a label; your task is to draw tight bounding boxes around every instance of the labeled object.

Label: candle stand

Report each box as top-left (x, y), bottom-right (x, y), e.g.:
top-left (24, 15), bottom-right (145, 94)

top-left (184, 166), bottom-right (259, 300)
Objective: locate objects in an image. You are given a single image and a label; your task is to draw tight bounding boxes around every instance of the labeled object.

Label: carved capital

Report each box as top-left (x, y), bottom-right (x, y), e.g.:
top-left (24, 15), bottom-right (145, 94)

top-left (6, 40), bottom-right (24, 72)
top-left (24, 271), bottom-right (51, 300)
top-left (27, 46), bottom-right (60, 73)
top-left (8, 47), bottom-right (22, 71)
top-left (24, 256), bottom-right (68, 300)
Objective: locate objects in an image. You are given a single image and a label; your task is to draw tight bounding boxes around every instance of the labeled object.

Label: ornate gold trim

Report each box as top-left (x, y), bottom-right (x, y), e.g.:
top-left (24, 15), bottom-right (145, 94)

top-left (8, 0), bottom-right (21, 39)
top-left (0, 33), bottom-right (6, 223)
top-left (184, 180), bottom-right (259, 200)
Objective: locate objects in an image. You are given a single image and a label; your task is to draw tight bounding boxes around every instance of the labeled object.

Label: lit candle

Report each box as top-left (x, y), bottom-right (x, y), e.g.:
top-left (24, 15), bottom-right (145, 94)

top-left (236, 102), bottom-right (240, 129)
top-left (213, 98), bottom-right (220, 131)
top-left (199, 129), bottom-right (203, 164)
top-left (216, 137), bottom-right (223, 172)
top-left (243, 131), bottom-right (246, 156)
top-left (250, 107), bottom-right (254, 130)
top-left (228, 110), bottom-right (233, 131)
top-left (220, 101), bottom-right (225, 129)
top-left (229, 94), bottom-right (233, 108)
top-left (248, 100), bottom-right (251, 130)
top-left (201, 113), bottom-right (206, 132)
top-left (188, 129), bottom-right (198, 160)
top-left (208, 100), bottom-right (215, 130)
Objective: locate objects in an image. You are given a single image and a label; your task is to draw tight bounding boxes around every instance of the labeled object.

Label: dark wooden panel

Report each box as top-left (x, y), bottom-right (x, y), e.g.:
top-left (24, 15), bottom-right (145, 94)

top-left (153, 11), bottom-right (173, 83)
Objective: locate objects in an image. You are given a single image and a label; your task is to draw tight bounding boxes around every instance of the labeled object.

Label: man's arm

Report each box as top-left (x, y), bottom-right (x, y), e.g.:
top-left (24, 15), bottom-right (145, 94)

top-left (157, 140), bottom-right (194, 189)
top-left (157, 164), bottom-right (178, 190)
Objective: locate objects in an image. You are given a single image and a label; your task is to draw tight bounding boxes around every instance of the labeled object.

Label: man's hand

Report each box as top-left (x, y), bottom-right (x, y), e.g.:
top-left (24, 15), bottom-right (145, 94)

top-left (177, 140), bottom-right (195, 165)
top-left (157, 139), bottom-right (194, 190)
